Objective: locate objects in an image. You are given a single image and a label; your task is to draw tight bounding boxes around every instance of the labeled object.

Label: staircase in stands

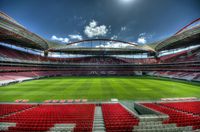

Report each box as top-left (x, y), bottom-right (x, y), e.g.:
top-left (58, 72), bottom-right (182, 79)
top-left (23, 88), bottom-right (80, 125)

top-left (93, 105), bottom-right (105, 132)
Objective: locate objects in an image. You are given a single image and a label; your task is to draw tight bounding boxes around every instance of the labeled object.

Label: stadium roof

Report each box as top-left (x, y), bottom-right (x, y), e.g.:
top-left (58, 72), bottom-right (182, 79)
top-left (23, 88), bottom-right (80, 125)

top-left (0, 12), bottom-right (200, 54)
top-left (154, 18), bottom-right (200, 51)
top-left (47, 39), bottom-right (155, 55)
top-left (0, 12), bottom-right (49, 50)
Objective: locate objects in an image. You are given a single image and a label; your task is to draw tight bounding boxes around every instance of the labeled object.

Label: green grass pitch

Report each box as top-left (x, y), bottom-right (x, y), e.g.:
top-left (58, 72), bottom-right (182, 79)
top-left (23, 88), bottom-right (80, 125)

top-left (0, 76), bottom-right (200, 102)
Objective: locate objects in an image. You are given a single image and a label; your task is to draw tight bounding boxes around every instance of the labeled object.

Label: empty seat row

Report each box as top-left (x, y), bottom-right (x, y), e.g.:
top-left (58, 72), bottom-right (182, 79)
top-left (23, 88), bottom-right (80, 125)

top-left (159, 101), bottom-right (200, 115)
top-left (142, 103), bottom-right (200, 130)
top-left (0, 104), bottom-right (95, 132)
top-left (0, 104), bottom-right (35, 117)
top-left (102, 103), bottom-right (139, 132)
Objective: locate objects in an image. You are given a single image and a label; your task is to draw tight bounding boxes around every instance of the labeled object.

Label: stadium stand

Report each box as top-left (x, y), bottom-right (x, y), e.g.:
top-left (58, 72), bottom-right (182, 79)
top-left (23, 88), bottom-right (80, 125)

top-left (0, 104), bottom-right (95, 132)
top-left (160, 47), bottom-right (200, 63)
top-left (102, 103), bottom-right (139, 132)
top-left (141, 102), bottom-right (200, 130)
top-left (0, 102), bottom-right (200, 131)
top-left (0, 104), bottom-right (35, 117)
top-left (0, 45), bottom-right (65, 63)
top-left (159, 101), bottom-right (200, 115)
top-left (147, 71), bottom-right (200, 81)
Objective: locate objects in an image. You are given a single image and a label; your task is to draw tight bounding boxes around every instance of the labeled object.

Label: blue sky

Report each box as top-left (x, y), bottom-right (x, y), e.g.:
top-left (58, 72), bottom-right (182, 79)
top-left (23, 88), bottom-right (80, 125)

top-left (1, 0), bottom-right (200, 45)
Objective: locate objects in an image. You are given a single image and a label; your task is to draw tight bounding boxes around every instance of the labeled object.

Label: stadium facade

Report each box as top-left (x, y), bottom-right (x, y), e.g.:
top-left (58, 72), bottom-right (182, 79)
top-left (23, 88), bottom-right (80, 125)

top-left (0, 12), bottom-right (200, 83)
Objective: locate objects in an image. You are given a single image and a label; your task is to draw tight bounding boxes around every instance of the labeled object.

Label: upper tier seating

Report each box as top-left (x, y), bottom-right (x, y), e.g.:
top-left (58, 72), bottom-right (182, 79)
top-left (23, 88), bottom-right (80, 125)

top-left (142, 103), bottom-right (200, 130)
top-left (0, 45), bottom-right (68, 63)
top-left (71, 56), bottom-right (127, 64)
top-left (0, 43), bottom-right (200, 83)
top-left (1, 43), bottom-right (200, 65)
top-left (0, 45), bottom-right (158, 64)
top-left (160, 47), bottom-right (200, 63)
top-left (120, 58), bottom-right (158, 64)
top-left (102, 103), bottom-right (139, 132)
top-left (0, 104), bottom-right (95, 132)
top-left (0, 45), bottom-right (48, 62)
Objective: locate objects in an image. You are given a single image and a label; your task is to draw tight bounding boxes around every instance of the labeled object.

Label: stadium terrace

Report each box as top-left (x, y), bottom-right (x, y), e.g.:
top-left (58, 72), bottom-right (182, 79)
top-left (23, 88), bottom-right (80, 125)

top-left (0, 1), bottom-right (200, 131)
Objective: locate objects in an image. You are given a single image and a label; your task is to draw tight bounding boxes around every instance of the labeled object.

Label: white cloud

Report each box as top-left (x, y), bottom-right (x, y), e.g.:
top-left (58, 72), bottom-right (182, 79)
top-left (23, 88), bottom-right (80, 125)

top-left (84, 20), bottom-right (108, 38)
top-left (121, 26), bottom-right (126, 31)
top-left (90, 20), bottom-right (97, 27)
top-left (111, 35), bottom-right (118, 40)
top-left (51, 34), bottom-right (83, 44)
top-left (139, 32), bottom-right (146, 36)
top-left (96, 42), bottom-right (135, 48)
top-left (69, 34), bottom-right (83, 40)
top-left (137, 32), bottom-right (153, 44)
top-left (51, 35), bottom-right (69, 43)
top-left (137, 37), bottom-right (147, 44)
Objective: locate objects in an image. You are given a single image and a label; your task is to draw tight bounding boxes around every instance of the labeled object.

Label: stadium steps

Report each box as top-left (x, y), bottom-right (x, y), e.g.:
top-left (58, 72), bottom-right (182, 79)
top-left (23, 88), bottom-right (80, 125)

top-left (120, 101), bottom-right (139, 114)
top-left (132, 103), bottom-right (194, 131)
top-left (0, 122), bottom-right (16, 131)
top-left (133, 116), bottom-right (193, 132)
top-left (49, 124), bottom-right (75, 132)
top-left (93, 106), bottom-right (105, 132)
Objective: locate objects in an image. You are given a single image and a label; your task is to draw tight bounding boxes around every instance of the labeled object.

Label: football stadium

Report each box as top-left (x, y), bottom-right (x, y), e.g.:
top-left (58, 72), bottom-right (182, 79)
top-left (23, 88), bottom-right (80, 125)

top-left (0, 0), bottom-right (200, 131)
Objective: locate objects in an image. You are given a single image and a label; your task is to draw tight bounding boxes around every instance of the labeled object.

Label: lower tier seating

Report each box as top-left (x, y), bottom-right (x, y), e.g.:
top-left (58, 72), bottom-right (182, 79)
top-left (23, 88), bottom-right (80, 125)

top-left (0, 103), bottom-right (140, 132)
top-left (142, 102), bottom-right (200, 130)
top-left (0, 103), bottom-right (200, 131)
top-left (102, 103), bottom-right (139, 132)
top-left (0, 104), bottom-right (95, 132)
top-left (159, 101), bottom-right (200, 115)
top-left (0, 104), bottom-right (35, 117)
